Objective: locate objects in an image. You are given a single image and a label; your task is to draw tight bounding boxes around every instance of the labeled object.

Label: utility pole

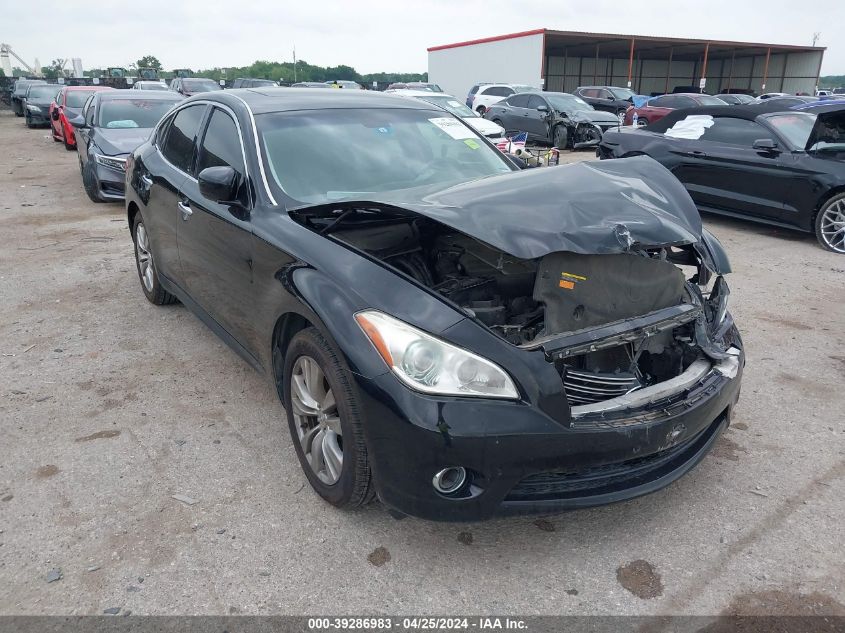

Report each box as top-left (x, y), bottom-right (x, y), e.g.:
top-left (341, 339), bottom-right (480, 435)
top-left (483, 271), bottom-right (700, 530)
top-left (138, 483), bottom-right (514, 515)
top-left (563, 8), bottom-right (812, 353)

top-left (812, 32), bottom-right (821, 47)
top-left (293, 46), bottom-right (297, 83)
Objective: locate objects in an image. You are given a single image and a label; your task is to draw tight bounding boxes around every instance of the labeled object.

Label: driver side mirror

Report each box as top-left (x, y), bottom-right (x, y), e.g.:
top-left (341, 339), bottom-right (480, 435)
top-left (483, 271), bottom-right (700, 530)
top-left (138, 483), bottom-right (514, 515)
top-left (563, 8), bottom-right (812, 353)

top-left (752, 138), bottom-right (780, 153)
top-left (198, 166), bottom-right (241, 204)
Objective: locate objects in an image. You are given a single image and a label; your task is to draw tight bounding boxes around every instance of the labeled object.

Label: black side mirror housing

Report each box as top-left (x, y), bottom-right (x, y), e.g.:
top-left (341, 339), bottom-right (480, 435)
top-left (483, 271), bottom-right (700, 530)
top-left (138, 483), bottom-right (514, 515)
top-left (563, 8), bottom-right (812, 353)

top-left (752, 138), bottom-right (780, 152)
top-left (198, 166), bottom-right (240, 203)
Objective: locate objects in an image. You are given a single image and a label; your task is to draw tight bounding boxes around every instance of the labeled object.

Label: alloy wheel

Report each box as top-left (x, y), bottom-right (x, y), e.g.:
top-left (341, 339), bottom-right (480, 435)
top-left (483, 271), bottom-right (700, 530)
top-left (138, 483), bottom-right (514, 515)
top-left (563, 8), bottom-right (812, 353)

top-left (135, 223), bottom-right (155, 292)
top-left (290, 355), bottom-right (343, 485)
top-left (819, 199), bottom-right (845, 253)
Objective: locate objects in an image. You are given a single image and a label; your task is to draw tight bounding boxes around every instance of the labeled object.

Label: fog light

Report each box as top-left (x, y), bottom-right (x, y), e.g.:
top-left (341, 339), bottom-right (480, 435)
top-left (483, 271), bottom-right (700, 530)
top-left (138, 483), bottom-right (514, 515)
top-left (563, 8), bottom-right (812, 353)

top-left (432, 467), bottom-right (467, 495)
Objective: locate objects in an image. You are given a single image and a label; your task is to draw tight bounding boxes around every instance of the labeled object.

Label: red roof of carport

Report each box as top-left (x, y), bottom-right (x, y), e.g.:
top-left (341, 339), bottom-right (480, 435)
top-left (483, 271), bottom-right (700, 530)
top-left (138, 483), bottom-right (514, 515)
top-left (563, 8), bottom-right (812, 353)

top-left (427, 29), bottom-right (546, 52)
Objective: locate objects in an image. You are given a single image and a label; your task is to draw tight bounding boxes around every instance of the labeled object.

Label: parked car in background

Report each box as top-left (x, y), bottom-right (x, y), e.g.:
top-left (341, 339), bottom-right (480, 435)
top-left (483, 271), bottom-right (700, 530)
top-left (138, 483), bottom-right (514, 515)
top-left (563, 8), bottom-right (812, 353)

top-left (465, 82), bottom-right (492, 107)
top-left (716, 93), bottom-right (756, 105)
top-left (325, 80), bottom-right (362, 89)
top-left (230, 78), bottom-right (278, 89)
top-left (50, 85), bottom-right (114, 149)
top-left (574, 86), bottom-right (639, 117)
top-left (599, 103), bottom-right (845, 253)
top-left (386, 82), bottom-right (443, 92)
top-left (387, 89), bottom-right (505, 140)
top-left (816, 90), bottom-right (833, 97)
top-left (753, 95), bottom-right (819, 109)
top-left (23, 83), bottom-right (61, 128)
top-left (132, 81), bottom-right (170, 91)
top-left (485, 91), bottom-right (619, 149)
top-left (291, 82), bottom-right (331, 88)
top-left (125, 89), bottom-right (743, 520)
top-left (471, 83), bottom-right (536, 114)
top-left (756, 92), bottom-right (790, 101)
top-left (11, 79), bottom-right (47, 117)
top-left (171, 77), bottom-right (222, 96)
top-left (623, 93), bottom-right (727, 126)
top-left (73, 91), bottom-right (183, 202)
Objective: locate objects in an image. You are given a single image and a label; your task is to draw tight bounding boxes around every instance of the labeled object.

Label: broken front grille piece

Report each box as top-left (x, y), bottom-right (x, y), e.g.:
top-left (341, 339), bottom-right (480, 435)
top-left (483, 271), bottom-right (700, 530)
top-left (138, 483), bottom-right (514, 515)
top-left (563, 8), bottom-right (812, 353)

top-left (563, 368), bottom-right (642, 405)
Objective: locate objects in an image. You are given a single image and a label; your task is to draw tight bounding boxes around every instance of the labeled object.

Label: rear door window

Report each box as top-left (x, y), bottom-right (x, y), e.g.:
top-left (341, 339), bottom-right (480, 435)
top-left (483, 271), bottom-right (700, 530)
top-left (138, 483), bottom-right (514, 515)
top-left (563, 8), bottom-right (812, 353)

top-left (161, 105), bottom-right (207, 174)
top-left (699, 117), bottom-right (770, 146)
top-left (507, 94), bottom-right (531, 108)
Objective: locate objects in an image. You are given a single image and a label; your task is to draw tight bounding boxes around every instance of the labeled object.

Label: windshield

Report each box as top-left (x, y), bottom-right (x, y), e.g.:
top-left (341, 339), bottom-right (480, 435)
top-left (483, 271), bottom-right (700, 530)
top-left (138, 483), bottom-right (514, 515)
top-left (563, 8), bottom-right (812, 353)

top-left (546, 94), bottom-right (594, 112)
top-left (98, 99), bottom-right (177, 128)
top-left (183, 79), bottom-right (221, 92)
top-left (66, 90), bottom-right (95, 108)
top-left (695, 95), bottom-right (729, 106)
top-left (766, 113), bottom-right (816, 149)
top-left (258, 108), bottom-right (513, 204)
top-left (417, 96), bottom-right (477, 118)
top-left (609, 88), bottom-right (635, 100)
top-left (27, 85), bottom-right (59, 100)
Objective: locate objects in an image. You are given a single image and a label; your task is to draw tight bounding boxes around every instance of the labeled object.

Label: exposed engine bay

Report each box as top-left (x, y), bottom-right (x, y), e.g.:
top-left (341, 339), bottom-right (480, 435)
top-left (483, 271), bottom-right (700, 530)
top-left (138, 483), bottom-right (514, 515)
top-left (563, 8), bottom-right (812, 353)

top-left (294, 207), bottom-right (734, 407)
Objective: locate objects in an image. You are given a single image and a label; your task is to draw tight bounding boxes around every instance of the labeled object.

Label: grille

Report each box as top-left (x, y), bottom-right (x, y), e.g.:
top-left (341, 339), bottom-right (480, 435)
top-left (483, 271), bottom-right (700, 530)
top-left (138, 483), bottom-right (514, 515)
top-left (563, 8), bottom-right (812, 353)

top-left (563, 368), bottom-right (641, 405)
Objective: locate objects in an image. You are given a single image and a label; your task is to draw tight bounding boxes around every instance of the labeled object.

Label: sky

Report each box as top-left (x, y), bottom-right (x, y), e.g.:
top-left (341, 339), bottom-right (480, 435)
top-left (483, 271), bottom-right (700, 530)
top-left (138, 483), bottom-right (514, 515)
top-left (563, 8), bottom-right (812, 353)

top-left (5, 0), bottom-right (843, 75)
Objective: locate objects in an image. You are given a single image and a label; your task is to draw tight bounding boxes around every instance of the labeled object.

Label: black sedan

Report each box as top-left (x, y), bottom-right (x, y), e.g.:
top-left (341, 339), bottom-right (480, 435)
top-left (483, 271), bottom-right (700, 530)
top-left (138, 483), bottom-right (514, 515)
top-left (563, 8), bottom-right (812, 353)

top-left (574, 85), bottom-right (638, 116)
top-left (598, 103), bottom-right (845, 253)
top-left (72, 91), bottom-right (183, 202)
top-left (484, 91), bottom-right (620, 149)
top-left (11, 79), bottom-right (46, 117)
top-left (23, 83), bottom-right (60, 128)
top-left (125, 88), bottom-right (744, 521)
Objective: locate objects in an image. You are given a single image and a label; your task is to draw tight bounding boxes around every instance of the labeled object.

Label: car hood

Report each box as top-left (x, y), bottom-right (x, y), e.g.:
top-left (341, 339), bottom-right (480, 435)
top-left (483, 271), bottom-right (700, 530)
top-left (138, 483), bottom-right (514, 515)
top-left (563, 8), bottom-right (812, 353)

top-left (28, 99), bottom-right (53, 108)
top-left (567, 109), bottom-right (620, 124)
top-left (302, 156), bottom-right (703, 259)
top-left (465, 116), bottom-right (505, 136)
top-left (95, 128), bottom-right (154, 155)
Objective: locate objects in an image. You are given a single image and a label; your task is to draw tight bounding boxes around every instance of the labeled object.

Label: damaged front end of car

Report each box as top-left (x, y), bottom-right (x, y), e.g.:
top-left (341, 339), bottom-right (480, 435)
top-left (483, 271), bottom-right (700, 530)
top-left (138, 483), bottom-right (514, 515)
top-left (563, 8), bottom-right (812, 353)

top-left (289, 156), bottom-right (743, 518)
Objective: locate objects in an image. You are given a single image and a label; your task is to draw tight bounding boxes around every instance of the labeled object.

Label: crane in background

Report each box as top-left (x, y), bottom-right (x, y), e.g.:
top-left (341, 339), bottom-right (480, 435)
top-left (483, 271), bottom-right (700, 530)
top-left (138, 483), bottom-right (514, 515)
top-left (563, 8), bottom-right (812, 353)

top-left (0, 43), bottom-right (42, 77)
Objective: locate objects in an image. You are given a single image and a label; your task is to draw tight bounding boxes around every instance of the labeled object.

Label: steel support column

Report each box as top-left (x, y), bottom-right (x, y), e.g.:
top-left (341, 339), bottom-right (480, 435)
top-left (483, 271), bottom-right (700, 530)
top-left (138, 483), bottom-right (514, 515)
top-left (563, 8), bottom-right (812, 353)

top-left (627, 38), bottom-right (635, 88)
top-left (700, 42), bottom-right (710, 92)
top-left (664, 47), bottom-right (673, 93)
top-left (761, 47), bottom-right (771, 91)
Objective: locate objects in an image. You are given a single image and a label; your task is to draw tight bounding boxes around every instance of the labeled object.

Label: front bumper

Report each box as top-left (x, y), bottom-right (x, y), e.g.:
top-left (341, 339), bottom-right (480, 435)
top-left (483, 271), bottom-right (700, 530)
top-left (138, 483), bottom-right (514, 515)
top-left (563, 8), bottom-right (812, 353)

top-left (26, 107), bottom-right (51, 125)
top-left (353, 329), bottom-right (744, 522)
top-left (94, 161), bottom-right (127, 200)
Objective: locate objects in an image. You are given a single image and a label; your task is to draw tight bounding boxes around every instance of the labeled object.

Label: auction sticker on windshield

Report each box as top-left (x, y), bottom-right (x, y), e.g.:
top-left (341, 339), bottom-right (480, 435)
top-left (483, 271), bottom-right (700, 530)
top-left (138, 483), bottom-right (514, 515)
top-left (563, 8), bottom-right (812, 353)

top-left (429, 117), bottom-right (475, 139)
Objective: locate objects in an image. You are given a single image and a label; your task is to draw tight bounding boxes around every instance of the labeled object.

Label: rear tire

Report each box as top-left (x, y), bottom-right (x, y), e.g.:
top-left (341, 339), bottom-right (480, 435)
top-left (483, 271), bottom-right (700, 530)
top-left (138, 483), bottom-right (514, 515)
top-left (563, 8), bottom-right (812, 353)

top-left (283, 327), bottom-right (375, 510)
top-left (132, 214), bottom-right (178, 305)
top-left (814, 192), bottom-right (845, 253)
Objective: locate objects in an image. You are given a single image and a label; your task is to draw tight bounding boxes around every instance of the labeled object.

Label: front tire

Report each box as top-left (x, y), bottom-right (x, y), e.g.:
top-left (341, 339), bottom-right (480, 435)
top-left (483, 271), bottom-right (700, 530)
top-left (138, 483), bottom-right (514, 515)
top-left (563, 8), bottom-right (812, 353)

top-left (82, 160), bottom-right (105, 203)
top-left (25, 114), bottom-right (34, 129)
top-left (283, 327), bottom-right (374, 510)
top-left (814, 193), bottom-right (845, 253)
top-left (63, 130), bottom-right (75, 151)
top-left (553, 124), bottom-right (569, 150)
top-left (132, 214), bottom-right (178, 305)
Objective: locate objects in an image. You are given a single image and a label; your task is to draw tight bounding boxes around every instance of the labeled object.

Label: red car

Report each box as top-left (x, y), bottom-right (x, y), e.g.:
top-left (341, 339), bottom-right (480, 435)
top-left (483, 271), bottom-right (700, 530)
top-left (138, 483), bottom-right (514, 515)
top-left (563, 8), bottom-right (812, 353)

top-left (623, 93), bottom-right (727, 126)
top-left (50, 86), bottom-right (113, 150)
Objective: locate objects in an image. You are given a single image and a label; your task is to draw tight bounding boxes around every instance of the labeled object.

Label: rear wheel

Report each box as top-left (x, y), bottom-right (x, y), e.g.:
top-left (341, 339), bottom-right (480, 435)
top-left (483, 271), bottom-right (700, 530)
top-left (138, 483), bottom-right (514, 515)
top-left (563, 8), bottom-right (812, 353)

top-left (283, 327), bottom-right (374, 510)
top-left (132, 214), bottom-right (177, 305)
top-left (553, 124), bottom-right (569, 150)
top-left (815, 193), bottom-right (845, 253)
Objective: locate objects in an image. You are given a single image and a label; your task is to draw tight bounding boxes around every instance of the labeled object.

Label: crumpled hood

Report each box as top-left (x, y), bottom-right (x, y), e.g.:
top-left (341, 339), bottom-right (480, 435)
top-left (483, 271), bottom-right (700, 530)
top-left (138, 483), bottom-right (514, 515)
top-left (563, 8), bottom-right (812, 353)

top-left (569, 110), bottom-right (620, 124)
top-left (28, 99), bottom-right (53, 108)
top-left (332, 156), bottom-right (703, 259)
top-left (95, 128), bottom-right (153, 156)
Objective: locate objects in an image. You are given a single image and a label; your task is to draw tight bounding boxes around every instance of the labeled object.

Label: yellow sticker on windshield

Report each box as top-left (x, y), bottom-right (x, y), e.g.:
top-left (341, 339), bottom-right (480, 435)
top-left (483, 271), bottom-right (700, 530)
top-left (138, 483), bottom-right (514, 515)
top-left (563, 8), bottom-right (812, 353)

top-left (464, 139), bottom-right (480, 150)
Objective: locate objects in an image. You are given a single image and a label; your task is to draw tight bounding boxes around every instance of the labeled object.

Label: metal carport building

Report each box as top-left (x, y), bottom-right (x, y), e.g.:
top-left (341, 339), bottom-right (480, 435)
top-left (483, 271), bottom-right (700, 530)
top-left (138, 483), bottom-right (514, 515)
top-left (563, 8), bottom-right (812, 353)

top-left (428, 29), bottom-right (825, 100)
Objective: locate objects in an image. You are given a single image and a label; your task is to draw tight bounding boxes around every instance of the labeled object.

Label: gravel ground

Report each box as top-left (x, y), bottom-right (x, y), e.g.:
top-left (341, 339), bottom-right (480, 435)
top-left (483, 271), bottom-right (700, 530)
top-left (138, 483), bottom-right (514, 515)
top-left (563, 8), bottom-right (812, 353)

top-left (0, 109), bottom-right (842, 616)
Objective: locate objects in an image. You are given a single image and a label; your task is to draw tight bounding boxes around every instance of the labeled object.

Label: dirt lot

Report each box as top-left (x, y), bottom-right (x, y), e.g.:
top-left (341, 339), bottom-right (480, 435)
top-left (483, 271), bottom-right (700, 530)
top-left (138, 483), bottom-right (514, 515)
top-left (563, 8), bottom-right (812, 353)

top-left (0, 108), bottom-right (843, 616)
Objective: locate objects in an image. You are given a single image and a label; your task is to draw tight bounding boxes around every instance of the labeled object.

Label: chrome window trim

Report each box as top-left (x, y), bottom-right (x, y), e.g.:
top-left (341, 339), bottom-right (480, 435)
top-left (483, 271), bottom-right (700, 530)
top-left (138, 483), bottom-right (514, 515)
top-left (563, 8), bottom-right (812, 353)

top-left (226, 93), bottom-right (278, 205)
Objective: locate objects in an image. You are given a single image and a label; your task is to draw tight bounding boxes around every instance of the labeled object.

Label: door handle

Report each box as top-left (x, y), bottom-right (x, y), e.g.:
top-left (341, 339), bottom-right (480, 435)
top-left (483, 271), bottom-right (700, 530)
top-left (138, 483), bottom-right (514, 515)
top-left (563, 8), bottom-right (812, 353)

top-left (178, 200), bottom-right (192, 220)
top-left (682, 150), bottom-right (708, 158)
top-left (140, 174), bottom-right (153, 187)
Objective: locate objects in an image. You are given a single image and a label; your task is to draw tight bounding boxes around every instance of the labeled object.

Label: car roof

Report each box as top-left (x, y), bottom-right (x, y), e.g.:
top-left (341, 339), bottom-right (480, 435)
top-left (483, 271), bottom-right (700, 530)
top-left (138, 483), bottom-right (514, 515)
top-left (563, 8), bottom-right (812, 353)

top-left (388, 89), bottom-right (456, 98)
top-left (645, 103), bottom-right (805, 132)
top-left (97, 91), bottom-right (183, 102)
top-left (191, 87), bottom-right (437, 115)
top-left (65, 85), bottom-right (112, 91)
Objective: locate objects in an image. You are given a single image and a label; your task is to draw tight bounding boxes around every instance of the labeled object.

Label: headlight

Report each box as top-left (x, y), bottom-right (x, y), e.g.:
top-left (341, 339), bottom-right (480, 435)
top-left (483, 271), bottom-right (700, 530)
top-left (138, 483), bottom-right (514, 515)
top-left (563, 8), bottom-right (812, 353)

top-left (94, 154), bottom-right (127, 172)
top-left (355, 310), bottom-right (519, 399)
top-left (26, 104), bottom-right (41, 112)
